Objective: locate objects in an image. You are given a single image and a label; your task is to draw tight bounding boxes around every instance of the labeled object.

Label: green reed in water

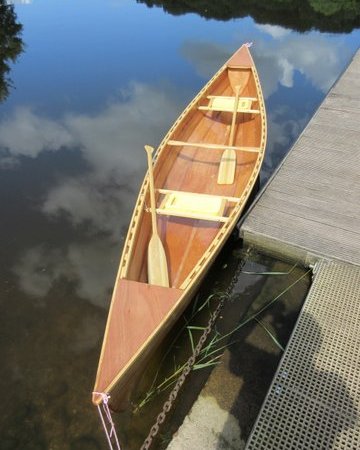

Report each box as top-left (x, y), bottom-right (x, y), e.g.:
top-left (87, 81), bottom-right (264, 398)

top-left (134, 265), bottom-right (310, 412)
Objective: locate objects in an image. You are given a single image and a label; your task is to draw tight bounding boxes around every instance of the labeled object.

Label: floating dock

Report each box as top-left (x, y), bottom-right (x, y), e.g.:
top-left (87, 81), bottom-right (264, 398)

top-left (168, 49), bottom-right (360, 449)
top-left (242, 49), bottom-right (360, 450)
top-left (241, 50), bottom-right (360, 266)
top-left (245, 260), bottom-right (360, 449)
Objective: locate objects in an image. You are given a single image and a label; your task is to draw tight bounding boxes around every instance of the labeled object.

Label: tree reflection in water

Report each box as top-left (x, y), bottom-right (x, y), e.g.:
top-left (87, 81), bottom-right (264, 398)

top-left (0, 0), bottom-right (24, 102)
top-left (139, 0), bottom-right (360, 33)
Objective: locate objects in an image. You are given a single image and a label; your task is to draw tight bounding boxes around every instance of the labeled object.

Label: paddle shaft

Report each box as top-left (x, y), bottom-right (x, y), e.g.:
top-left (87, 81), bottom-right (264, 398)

top-left (217, 85), bottom-right (241, 185)
top-left (144, 145), bottom-right (169, 287)
top-left (144, 145), bottom-right (158, 235)
top-left (228, 85), bottom-right (241, 146)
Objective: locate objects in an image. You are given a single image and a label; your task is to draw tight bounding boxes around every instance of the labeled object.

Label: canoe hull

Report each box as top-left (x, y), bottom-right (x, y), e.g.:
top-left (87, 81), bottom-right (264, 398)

top-left (93, 278), bottom-right (206, 409)
top-left (93, 44), bottom-right (267, 409)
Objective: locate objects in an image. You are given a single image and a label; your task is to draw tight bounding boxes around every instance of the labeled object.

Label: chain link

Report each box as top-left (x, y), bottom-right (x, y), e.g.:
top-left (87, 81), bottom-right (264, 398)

top-left (140, 246), bottom-right (252, 450)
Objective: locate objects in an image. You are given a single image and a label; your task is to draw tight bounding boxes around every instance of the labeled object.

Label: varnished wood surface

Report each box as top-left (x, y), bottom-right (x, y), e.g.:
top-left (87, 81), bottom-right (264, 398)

top-left (126, 58), bottom-right (263, 287)
top-left (241, 50), bottom-right (360, 266)
top-left (93, 280), bottom-right (182, 404)
top-left (93, 45), bottom-right (266, 407)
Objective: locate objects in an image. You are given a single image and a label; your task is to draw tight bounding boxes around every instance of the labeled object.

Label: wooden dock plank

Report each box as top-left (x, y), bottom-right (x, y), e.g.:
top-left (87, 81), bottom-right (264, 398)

top-left (261, 190), bottom-right (359, 229)
top-left (241, 50), bottom-right (360, 267)
top-left (332, 76), bottom-right (360, 98)
top-left (248, 198), bottom-right (360, 241)
top-left (312, 107), bottom-right (360, 132)
top-left (269, 178), bottom-right (359, 209)
top-left (322, 93), bottom-right (360, 113)
top-left (244, 206), bottom-right (360, 265)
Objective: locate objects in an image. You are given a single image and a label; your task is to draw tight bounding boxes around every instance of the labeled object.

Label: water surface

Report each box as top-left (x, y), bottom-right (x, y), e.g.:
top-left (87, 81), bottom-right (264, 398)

top-left (0, 1), bottom-right (359, 448)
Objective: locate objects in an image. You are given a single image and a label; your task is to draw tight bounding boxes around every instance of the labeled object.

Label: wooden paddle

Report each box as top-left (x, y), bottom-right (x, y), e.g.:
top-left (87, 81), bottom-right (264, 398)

top-left (217, 85), bottom-right (241, 185)
top-left (144, 145), bottom-right (169, 287)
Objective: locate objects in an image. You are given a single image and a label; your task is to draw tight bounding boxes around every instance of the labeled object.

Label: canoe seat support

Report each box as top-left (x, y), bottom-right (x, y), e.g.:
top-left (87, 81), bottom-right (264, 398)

top-left (198, 96), bottom-right (259, 114)
top-left (151, 189), bottom-right (240, 223)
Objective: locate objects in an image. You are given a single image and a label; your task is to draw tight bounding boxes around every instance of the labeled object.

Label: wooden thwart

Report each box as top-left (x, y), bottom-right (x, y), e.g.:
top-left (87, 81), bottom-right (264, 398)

top-left (157, 188), bottom-right (240, 203)
top-left (207, 95), bottom-right (257, 101)
top-left (199, 106), bottom-right (260, 114)
top-left (167, 140), bottom-right (260, 153)
top-left (199, 91), bottom-right (258, 114)
top-left (207, 96), bottom-right (256, 111)
top-left (227, 65), bottom-right (252, 70)
top-left (198, 94), bottom-right (257, 113)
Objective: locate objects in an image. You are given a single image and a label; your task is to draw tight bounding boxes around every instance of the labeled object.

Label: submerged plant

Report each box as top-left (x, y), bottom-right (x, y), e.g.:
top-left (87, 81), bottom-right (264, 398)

top-left (242, 263), bottom-right (298, 276)
top-left (134, 267), bottom-right (310, 412)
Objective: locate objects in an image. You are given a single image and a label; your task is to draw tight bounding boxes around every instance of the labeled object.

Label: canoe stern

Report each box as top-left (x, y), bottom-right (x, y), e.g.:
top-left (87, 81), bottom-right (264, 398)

top-left (93, 279), bottom-right (183, 406)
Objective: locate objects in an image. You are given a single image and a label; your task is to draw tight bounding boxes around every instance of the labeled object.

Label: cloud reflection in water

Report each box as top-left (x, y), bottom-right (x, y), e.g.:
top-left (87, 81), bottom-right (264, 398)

top-left (13, 240), bottom-right (118, 307)
top-left (1, 82), bottom-right (183, 234)
top-left (181, 28), bottom-right (352, 181)
top-left (182, 26), bottom-right (350, 97)
top-left (3, 31), bottom-right (353, 306)
top-left (4, 82), bottom-right (184, 306)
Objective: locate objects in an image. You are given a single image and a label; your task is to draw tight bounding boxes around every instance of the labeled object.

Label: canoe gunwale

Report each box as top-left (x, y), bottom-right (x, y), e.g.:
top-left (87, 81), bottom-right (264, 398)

top-left (119, 47), bottom-right (266, 283)
top-left (93, 44), bottom-right (267, 407)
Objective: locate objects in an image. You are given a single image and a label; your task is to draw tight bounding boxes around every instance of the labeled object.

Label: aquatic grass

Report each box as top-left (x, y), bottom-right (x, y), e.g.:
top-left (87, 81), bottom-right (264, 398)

top-left (255, 318), bottom-right (285, 351)
top-left (196, 291), bottom-right (229, 312)
top-left (134, 267), bottom-right (311, 412)
top-left (144, 292), bottom-right (224, 395)
top-left (193, 356), bottom-right (222, 370)
top-left (186, 326), bottom-right (207, 331)
top-left (134, 326), bottom-right (224, 411)
top-left (190, 267), bottom-right (310, 367)
top-left (202, 332), bottom-right (221, 358)
top-left (187, 327), bottom-right (195, 353)
top-left (215, 268), bottom-right (311, 346)
top-left (242, 263), bottom-right (298, 276)
top-left (134, 365), bottom-right (185, 411)
top-left (190, 292), bottom-right (201, 315)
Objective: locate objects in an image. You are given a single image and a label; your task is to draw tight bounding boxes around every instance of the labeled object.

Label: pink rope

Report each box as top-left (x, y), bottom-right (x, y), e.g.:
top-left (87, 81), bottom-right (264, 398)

top-left (93, 392), bottom-right (121, 450)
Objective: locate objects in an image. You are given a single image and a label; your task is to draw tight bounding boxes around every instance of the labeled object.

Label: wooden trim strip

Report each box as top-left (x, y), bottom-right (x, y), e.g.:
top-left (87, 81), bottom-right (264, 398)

top-left (119, 180), bottom-right (148, 278)
top-left (226, 65), bottom-right (252, 69)
top-left (156, 188), bottom-right (240, 203)
top-left (207, 95), bottom-right (258, 101)
top-left (167, 140), bottom-right (260, 153)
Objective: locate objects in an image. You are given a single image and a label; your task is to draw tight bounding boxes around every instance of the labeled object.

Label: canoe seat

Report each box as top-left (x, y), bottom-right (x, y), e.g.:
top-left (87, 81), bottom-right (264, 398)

top-left (155, 190), bottom-right (231, 222)
top-left (198, 96), bottom-right (259, 114)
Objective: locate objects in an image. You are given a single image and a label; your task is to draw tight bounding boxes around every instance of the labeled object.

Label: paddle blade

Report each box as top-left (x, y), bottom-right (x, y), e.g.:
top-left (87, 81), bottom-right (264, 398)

top-left (217, 148), bottom-right (236, 184)
top-left (147, 234), bottom-right (169, 287)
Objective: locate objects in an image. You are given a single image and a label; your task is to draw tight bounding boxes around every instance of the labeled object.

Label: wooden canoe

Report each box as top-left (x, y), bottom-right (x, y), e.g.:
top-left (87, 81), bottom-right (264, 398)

top-left (92, 44), bottom-right (266, 408)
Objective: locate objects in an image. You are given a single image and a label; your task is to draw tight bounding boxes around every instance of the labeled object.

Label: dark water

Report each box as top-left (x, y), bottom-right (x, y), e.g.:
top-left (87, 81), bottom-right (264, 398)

top-left (0, 1), bottom-right (359, 449)
top-left (117, 246), bottom-right (312, 449)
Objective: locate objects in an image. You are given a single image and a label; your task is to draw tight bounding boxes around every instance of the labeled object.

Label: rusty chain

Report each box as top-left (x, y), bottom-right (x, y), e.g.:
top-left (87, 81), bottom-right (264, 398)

top-left (140, 245), bottom-right (252, 450)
